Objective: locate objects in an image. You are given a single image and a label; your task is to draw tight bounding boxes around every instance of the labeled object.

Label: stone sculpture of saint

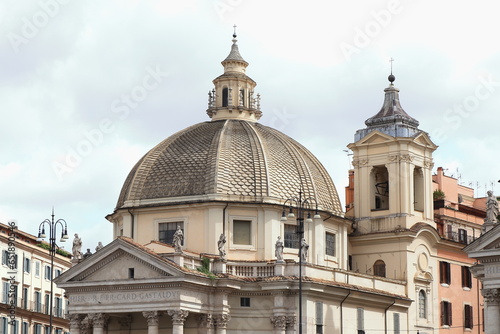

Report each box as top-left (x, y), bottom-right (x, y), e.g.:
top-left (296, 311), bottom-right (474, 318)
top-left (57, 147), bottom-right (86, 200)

top-left (95, 241), bottom-right (104, 252)
top-left (300, 238), bottom-right (309, 263)
top-left (72, 233), bottom-right (83, 260)
top-left (275, 236), bottom-right (284, 262)
top-left (486, 190), bottom-right (499, 224)
top-left (218, 234), bottom-right (227, 261)
top-left (172, 226), bottom-right (183, 253)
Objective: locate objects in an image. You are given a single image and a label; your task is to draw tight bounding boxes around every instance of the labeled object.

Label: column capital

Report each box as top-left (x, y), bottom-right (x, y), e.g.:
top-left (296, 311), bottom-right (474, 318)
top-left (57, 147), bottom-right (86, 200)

top-left (89, 313), bottom-right (109, 328)
top-left (167, 310), bottom-right (189, 325)
top-left (68, 314), bottom-right (82, 326)
top-left (285, 315), bottom-right (296, 330)
top-left (214, 314), bottom-right (231, 329)
top-left (143, 311), bottom-right (162, 326)
top-left (482, 288), bottom-right (500, 305)
top-left (198, 313), bottom-right (214, 329)
top-left (270, 315), bottom-right (287, 330)
top-left (79, 316), bottom-right (92, 334)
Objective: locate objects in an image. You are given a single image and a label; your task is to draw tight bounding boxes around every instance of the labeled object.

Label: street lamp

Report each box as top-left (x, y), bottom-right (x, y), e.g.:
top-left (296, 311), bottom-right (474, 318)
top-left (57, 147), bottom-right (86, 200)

top-left (280, 191), bottom-right (320, 334)
top-left (37, 209), bottom-right (69, 334)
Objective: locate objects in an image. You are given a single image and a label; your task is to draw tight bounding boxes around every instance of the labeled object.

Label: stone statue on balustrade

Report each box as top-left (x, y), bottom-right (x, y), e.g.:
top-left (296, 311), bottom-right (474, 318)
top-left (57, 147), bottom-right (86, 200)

top-left (72, 233), bottom-right (83, 260)
top-left (299, 238), bottom-right (309, 263)
top-left (218, 233), bottom-right (227, 261)
top-left (275, 236), bottom-right (284, 262)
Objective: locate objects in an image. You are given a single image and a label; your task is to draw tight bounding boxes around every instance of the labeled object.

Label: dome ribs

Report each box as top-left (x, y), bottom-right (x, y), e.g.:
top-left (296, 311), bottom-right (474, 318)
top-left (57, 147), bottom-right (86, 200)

top-left (114, 120), bottom-right (341, 215)
top-left (216, 120), bottom-right (264, 197)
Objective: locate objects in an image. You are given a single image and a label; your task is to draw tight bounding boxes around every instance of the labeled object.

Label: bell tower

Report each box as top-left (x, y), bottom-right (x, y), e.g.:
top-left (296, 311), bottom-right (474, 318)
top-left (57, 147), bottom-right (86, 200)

top-left (348, 73), bottom-right (438, 234)
top-left (207, 28), bottom-right (262, 121)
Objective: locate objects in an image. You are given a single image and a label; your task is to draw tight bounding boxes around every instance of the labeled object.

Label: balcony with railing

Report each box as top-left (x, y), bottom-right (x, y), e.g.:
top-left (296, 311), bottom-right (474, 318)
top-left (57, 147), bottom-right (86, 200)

top-left (441, 230), bottom-right (477, 245)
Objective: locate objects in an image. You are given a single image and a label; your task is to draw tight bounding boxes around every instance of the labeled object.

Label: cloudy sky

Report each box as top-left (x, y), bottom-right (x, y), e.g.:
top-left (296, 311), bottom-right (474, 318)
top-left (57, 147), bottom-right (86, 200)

top-left (1, 0), bottom-right (499, 251)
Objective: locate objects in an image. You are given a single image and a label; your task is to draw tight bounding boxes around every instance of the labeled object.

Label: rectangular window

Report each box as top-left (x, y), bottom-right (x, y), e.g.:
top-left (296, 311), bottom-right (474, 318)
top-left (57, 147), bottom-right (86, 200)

top-left (12, 320), bottom-right (19, 334)
top-left (54, 269), bottom-right (62, 278)
top-left (35, 261), bottom-right (40, 277)
top-left (1, 250), bottom-right (7, 266)
top-left (284, 224), bottom-right (299, 249)
top-left (34, 324), bottom-right (42, 334)
top-left (441, 301), bottom-right (452, 326)
top-left (2, 282), bottom-right (8, 303)
top-left (34, 291), bottom-right (41, 312)
top-left (440, 261), bottom-right (451, 285)
top-left (393, 313), bottom-right (400, 334)
top-left (316, 301), bottom-right (323, 334)
top-left (24, 258), bottom-right (31, 273)
top-left (22, 322), bottom-right (29, 334)
top-left (44, 294), bottom-right (50, 315)
top-left (1, 318), bottom-right (8, 334)
top-left (158, 222), bottom-right (183, 245)
top-left (128, 268), bottom-right (135, 279)
top-left (240, 297), bottom-right (250, 307)
top-left (325, 232), bottom-right (336, 256)
top-left (55, 297), bottom-right (63, 317)
top-left (357, 307), bottom-right (364, 331)
top-left (44, 265), bottom-right (52, 280)
top-left (233, 220), bottom-right (251, 245)
top-left (44, 326), bottom-right (50, 334)
top-left (464, 304), bottom-right (473, 329)
top-left (462, 266), bottom-right (472, 289)
top-left (23, 287), bottom-right (28, 309)
top-left (458, 228), bottom-right (468, 244)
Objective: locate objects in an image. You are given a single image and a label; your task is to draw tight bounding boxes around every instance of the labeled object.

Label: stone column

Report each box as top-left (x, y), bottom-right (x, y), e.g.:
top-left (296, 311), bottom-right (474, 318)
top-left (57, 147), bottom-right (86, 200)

top-left (285, 315), bottom-right (296, 334)
top-left (68, 314), bottom-right (81, 334)
top-left (197, 314), bottom-right (214, 334)
top-left (90, 313), bottom-right (109, 334)
top-left (213, 314), bottom-right (230, 334)
top-left (168, 310), bottom-right (189, 334)
top-left (270, 315), bottom-right (286, 334)
top-left (482, 288), bottom-right (500, 334)
top-left (143, 311), bottom-right (162, 334)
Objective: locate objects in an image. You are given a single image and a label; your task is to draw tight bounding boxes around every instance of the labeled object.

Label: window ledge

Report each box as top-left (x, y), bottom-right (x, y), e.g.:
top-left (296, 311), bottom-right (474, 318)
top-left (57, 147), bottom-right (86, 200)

top-left (463, 287), bottom-right (471, 291)
top-left (440, 283), bottom-right (450, 288)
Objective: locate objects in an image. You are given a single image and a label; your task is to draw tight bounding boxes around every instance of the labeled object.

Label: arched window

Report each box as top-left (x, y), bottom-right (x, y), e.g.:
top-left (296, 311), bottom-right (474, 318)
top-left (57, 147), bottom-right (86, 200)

top-left (371, 166), bottom-right (389, 210)
top-left (222, 88), bottom-right (228, 107)
top-left (418, 290), bottom-right (427, 319)
top-left (413, 167), bottom-right (424, 211)
top-left (373, 260), bottom-right (386, 277)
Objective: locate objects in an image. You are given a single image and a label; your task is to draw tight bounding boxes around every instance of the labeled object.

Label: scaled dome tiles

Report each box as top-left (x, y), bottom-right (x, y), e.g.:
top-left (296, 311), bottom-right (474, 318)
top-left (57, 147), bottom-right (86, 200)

top-left (116, 119), bottom-right (342, 216)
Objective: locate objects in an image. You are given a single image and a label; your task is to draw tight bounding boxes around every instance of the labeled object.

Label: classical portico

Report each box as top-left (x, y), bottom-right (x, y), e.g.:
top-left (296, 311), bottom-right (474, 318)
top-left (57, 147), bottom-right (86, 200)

top-left (55, 237), bottom-right (235, 334)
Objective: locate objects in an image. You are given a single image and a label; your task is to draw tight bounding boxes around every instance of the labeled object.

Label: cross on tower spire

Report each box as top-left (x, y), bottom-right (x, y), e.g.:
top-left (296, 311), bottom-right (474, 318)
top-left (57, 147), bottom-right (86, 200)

top-left (233, 24), bottom-right (237, 38)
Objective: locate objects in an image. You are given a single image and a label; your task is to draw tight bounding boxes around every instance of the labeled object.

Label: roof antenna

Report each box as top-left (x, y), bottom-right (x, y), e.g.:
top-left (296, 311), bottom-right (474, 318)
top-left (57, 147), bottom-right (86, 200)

top-left (388, 57), bottom-right (395, 84)
top-left (233, 24), bottom-right (237, 38)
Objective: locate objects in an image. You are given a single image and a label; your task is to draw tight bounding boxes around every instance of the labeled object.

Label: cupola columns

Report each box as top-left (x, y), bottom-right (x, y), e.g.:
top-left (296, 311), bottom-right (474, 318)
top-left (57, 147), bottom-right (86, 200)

top-left (207, 32), bottom-right (262, 121)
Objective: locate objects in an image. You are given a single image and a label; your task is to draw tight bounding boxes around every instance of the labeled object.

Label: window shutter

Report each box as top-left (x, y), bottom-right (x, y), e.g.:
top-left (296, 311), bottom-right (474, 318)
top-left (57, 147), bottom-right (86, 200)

top-left (447, 302), bottom-right (452, 326)
top-left (357, 308), bottom-right (364, 330)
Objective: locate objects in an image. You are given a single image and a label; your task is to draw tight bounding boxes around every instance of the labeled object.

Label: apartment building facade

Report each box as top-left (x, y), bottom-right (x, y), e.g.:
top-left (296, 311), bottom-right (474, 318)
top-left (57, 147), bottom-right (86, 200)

top-left (0, 222), bottom-right (70, 334)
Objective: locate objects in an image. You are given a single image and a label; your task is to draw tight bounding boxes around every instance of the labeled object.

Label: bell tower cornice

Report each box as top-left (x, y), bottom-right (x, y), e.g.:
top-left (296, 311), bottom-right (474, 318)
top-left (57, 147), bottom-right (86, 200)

top-left (207, 27), bottom-right (262, 121)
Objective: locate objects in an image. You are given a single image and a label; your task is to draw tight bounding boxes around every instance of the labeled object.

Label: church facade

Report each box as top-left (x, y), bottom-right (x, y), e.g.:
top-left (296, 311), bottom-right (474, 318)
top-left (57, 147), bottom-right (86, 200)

top-left (55, 33), bottom-right (481, 334)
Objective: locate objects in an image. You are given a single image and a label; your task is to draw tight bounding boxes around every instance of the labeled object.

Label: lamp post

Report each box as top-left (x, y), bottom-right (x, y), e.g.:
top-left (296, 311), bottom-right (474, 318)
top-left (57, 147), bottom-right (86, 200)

top-left (280, 191), bottom-right (320, 334)
top-left (37, 209), bottom-right (69, 334)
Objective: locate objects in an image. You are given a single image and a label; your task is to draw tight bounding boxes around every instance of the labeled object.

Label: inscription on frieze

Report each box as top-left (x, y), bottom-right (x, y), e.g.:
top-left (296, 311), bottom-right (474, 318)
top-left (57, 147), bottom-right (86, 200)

top-left (70, 290), bottom-right (180, 305)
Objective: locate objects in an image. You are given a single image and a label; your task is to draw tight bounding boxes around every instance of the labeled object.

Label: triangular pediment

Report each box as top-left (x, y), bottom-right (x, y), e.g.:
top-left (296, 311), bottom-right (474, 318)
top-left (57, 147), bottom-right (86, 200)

top-left (464, 224), bottom-right (500, 258)
top-left (356, 131), bottom-right (395, 145)
top-left (412, 132), bottom-right (437, 149)
top-left (55, 237), bottom-right (185, 284)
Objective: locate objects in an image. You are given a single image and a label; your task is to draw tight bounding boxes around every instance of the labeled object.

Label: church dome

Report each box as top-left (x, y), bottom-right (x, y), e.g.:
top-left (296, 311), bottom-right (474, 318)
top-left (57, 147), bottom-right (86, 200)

top-left (114, 34), bottom-right (343, 216)
top-left (116, 119), bottom-right (342, 215)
